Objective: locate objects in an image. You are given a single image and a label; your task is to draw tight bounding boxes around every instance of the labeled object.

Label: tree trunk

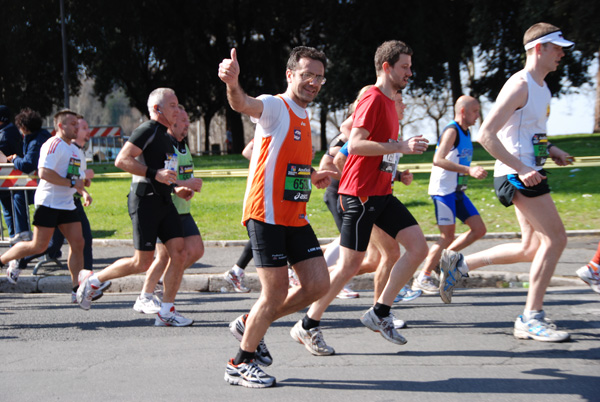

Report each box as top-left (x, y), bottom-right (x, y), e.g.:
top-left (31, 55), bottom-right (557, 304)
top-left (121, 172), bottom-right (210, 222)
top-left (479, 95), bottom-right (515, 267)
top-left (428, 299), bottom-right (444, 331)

top-left (226, 106), bottom-right (245, 153)
top-left (320, 104), bottom-right (328, 151)
top-left (204, 114), bottom-right (212, 154)
top-left (595, 50), bottom-right (600, 133)
top-left (448, 59), bottom-right (462, 105)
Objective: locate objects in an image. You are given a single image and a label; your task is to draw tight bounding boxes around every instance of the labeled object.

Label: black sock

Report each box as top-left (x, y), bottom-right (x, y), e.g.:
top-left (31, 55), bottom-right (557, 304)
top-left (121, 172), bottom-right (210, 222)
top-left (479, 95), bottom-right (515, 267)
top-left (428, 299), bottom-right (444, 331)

top-left (302, 315), bottom-right (320, 330)
top-left (233, 348), bottom-right (255, 365)
top-left (373, 303), bottom-right (391, 318)
top-left (72, 285), bottom-right (79, 293)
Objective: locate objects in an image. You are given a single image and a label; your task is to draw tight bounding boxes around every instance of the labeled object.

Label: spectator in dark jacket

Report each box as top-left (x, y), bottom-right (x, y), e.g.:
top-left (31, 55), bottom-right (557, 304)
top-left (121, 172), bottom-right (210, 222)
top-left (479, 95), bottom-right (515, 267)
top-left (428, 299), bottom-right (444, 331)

top-left (0, 105), bottom-right (24, 239)
top-left (7, 108), bottom-right (51, 242)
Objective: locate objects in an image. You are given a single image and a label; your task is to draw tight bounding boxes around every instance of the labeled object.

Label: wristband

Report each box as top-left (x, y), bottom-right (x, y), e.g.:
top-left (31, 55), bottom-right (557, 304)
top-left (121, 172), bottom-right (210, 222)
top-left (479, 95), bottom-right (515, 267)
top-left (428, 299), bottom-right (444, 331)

top-left (146, 167), bottom-right (157, 179)
top-left (547, 142), bottom-right (555, 151)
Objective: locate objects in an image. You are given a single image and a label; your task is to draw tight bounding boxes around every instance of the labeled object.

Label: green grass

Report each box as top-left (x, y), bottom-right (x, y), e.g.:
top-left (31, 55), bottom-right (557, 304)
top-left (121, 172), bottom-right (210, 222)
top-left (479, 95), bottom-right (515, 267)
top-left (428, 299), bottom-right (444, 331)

top-left (37, 133), bottom-right (600, 240)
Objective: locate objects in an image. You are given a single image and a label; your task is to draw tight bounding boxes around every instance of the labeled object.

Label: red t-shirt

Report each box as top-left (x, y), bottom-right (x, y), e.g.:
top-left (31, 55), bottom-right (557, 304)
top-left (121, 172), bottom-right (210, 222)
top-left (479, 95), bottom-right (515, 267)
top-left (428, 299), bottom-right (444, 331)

top-left (338, 86), bottom-right (399, 197)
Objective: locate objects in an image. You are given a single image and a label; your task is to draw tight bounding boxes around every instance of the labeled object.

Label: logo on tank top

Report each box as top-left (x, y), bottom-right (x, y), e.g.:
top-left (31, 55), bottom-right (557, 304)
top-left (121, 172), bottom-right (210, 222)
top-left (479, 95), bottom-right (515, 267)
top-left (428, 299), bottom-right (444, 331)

top-left (294, 128), bottom-right (302, 141)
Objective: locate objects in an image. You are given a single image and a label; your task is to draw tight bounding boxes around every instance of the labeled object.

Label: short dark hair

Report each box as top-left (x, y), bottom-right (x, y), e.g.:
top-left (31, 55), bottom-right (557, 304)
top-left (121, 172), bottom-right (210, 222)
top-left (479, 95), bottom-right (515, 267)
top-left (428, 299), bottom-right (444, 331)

top-left (15, 108), bottom-right (43, 133)
top-left (374, 40), bottom-right (413, 75)
top-left (53, 109), bottom-right (78, 131)
top-left (286, 46), bottom-right (327, 71)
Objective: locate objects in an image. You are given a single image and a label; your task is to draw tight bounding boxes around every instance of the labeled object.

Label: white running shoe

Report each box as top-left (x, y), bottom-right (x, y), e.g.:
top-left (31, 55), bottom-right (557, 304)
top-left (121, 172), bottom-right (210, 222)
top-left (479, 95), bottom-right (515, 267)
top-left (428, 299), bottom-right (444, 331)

top-left (155, 306), bottom-right (193, 327)
top-left (133, 295), bottom-right (161, 314)
top-left (224, 359), bottom-right (276, 388)
top-left (336, 284), bottom-right (359, 299)
top-left (576, 265), bottom-right (600, 294)
top-left (290, 320), bottom-right (335, 356)
top-left (6, 260), bottom-right (21, 284)
top-left (9, 231), bottom-right (32, 246)
top-left (223, 269), bottom-right (250, 293)
top-left (72, 289), bottom-right (104, 303)
top-left (390, 312), bottom-right (406, 329)
top-left (439, 250), bottom-right (467, 304)
top-left (228, 314), bottom-right (273, 366)
top-left (514, 314), bottom-right (570, 342)
top-left (412, 275), bottom-right (439, 295)
top-left (360, 307), bottom-right (407, 345)
top-left (76, 270), bottom-right (100, 310)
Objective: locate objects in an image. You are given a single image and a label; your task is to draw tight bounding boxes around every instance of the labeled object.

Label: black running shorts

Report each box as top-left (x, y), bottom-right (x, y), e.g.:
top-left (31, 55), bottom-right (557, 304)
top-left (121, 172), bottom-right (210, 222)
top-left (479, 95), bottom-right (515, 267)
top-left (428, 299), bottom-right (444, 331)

top-left (128, 193), bottom-right (183, 251)
top-left (32, 205), bottom-right (80, 228)
top-left (245, 219), bottom-right (323, 268)
top-left (494, 169), bottom-right (550, 207)
top-left (339, 194), bottom-right (418, 252)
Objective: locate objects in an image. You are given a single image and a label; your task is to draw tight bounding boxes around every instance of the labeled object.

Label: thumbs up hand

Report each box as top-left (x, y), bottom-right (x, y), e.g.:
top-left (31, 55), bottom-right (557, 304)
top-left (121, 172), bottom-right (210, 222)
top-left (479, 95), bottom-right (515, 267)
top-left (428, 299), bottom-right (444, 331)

top-left (218, 48), bottom-right (240, 86)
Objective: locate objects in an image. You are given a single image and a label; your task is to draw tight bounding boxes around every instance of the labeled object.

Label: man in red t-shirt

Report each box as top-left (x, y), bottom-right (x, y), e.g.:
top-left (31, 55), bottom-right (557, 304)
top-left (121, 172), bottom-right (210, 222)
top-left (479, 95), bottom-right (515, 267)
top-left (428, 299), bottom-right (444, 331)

top-left (295, 41), bottom-right (430, 352)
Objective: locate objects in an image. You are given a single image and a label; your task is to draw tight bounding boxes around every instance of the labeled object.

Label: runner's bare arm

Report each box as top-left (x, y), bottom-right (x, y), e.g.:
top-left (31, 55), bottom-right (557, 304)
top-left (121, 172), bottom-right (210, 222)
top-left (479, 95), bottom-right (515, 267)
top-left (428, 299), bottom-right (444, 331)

top-left (218, 48), bottom-right (264, 119)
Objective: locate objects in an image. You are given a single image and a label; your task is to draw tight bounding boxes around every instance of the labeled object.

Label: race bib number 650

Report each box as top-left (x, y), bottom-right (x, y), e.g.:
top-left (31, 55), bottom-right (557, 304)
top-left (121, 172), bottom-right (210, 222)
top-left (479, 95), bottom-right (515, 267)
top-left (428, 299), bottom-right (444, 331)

top-left (283, 163), bottom-right (312, 202)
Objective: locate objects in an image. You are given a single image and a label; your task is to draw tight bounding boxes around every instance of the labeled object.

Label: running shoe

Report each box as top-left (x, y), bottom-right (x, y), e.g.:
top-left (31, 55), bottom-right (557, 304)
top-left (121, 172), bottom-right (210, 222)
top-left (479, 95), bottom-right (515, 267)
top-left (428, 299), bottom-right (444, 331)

top-left (154, 281), bottom-right (164, 301)
top-left (224, 359), bottom-right (276, 388)
top-left (72, 289), bottom-right (104, 303)
top-left (576, 265), bottom-right (600, 294)
top-left (390, 312), bottom-right (406, 329)
top-left (9, 231), bottom-right (31, 246)
top-left (360, 307), bottom-right (407, 345)
top-left (336, 284), bottom-right (359, 299)
top-left (133, 295), bottom-right (161, 314)
top-left (223, 269), bottom-right (250, 293)
top-left (290, 320), bottom-right (335, 356)
top-left (412, 275), bottom-right (439, 295)
top-left (6, 260), bottom-right (21, 284)
top-left (439, 250), bottom-right (467, 304)
top-left (155, 306), bottom-right (193, 327)
top-left (394, 285), bottom-right (422, 302)
top-left (288, 268), bottom-right (300, 287)
top-left (76, 270), bottom-right (100, 310)
top-left (229, 314), bottom-right (273, 366)
top-left (513, 314), bottom-right (570, 342)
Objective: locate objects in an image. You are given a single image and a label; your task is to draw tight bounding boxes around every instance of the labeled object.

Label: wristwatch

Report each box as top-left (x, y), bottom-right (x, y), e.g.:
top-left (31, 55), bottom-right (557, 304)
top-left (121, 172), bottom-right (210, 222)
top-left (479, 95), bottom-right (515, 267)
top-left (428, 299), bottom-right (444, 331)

top-left (70, 178), bottom-right (76, 188)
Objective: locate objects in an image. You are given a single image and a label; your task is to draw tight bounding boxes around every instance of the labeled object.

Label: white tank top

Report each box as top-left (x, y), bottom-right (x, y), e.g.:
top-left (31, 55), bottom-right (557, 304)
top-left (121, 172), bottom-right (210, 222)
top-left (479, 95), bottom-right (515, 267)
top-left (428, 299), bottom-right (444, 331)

top-left (494, 70), bottom-right (551, 177)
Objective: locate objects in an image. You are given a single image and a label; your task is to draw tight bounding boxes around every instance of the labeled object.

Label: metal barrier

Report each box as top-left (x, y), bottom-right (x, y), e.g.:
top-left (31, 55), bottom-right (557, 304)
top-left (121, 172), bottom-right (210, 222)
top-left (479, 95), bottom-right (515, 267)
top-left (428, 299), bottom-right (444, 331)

top-left (0, 163), bottom-right (38, 246)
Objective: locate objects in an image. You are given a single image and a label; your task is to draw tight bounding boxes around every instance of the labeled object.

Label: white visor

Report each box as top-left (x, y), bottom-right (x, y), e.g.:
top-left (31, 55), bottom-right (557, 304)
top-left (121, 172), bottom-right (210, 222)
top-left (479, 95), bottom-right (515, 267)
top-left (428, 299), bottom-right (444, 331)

top-left (524, 31), bottom-right (575, 51)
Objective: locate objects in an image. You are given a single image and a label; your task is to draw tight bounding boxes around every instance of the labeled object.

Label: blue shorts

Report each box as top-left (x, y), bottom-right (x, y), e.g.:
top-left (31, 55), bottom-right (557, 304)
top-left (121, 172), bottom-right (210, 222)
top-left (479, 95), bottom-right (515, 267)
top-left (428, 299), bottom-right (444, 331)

top-left (431, 192), bottom-right (479, 226)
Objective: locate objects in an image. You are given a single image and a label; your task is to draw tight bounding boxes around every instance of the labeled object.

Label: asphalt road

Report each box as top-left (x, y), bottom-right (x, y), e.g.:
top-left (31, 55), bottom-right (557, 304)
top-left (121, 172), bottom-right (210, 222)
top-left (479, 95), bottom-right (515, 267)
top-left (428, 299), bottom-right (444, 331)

top-left (1, 287), bottom-right (598, 402)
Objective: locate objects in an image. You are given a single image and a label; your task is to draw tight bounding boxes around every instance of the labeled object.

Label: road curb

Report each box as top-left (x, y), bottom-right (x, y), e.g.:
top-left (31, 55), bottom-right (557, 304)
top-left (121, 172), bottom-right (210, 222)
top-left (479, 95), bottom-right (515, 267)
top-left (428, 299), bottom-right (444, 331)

top-left (0, 271), bottom-right (587, 294)
top-left (90, 229), bottom-right (600, 248)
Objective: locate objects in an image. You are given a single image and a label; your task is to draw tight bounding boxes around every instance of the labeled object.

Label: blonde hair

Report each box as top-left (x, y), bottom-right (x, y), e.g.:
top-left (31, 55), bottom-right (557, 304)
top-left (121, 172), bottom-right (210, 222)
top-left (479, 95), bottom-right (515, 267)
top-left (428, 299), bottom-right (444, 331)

top-left (348, 85), bottom-right (373, 116)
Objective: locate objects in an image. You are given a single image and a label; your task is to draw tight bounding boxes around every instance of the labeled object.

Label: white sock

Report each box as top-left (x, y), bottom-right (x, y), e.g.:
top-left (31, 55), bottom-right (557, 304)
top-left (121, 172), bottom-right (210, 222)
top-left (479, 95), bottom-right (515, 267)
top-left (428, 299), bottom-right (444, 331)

top-left (89, 274), bottom-right (102, 288)
top-left (160, 302), bottom-right (174, 315)
top-left (232, 265), bottom-right (244, 276)
top-left (457, 259), bottom-right (469, 275)
top-left (141, 292), bottom-right (153, 300)
top-left (523, 309), bottom-right (543, 322)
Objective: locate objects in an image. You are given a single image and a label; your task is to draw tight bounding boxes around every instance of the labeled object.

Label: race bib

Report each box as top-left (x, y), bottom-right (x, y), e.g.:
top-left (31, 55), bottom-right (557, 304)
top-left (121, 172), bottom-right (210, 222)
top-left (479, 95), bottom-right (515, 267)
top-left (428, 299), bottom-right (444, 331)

top-left (532, 133), bottom-right (548, 166)
top-left (380, 139), bottom-right (400, 175)
top-left (456, 174), bottom-right (468, 192)
top-left (178, 164), bottom-right (194, 180)
top-left (67, 157), bottom-right (81, 179)
top-left (283, 163), bottom-right (312, 202)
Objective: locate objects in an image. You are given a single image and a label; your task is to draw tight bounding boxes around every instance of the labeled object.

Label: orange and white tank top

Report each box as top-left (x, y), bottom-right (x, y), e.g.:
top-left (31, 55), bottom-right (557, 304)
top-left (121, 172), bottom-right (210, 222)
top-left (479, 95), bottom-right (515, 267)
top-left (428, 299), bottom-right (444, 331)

top-left (242, 94), bottom-right (313, 227)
